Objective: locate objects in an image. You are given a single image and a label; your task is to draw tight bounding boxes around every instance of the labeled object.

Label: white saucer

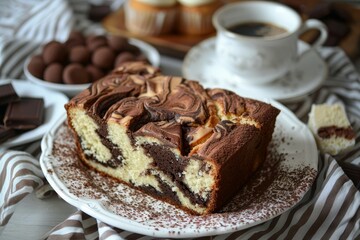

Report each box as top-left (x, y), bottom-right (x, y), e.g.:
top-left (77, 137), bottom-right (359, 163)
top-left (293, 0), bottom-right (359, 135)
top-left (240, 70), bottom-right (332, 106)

top-left (182, 37), bottom-right (328, 103)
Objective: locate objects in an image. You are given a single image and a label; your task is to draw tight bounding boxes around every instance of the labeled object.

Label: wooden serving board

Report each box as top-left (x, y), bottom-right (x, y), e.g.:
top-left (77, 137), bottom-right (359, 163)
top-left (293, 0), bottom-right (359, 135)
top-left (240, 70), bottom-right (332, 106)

top-left (102, 7), bottom-right (215, 59)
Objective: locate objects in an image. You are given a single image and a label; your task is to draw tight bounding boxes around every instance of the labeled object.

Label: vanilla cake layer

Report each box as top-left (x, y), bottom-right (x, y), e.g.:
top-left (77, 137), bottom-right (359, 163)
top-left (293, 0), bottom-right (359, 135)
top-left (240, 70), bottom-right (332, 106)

top-left (65, 62), bottom-right (280, 215)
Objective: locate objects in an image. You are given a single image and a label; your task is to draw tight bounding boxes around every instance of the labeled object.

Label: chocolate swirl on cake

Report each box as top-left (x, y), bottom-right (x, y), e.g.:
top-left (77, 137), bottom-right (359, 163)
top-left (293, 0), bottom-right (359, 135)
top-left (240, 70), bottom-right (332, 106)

top-left (65, 62), bottom-right (280, 215)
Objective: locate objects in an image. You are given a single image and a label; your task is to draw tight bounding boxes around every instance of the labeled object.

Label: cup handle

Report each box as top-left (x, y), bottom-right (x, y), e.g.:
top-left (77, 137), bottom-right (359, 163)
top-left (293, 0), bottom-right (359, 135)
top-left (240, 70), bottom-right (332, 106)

top-left (300, 19), bottom-right (328, 48)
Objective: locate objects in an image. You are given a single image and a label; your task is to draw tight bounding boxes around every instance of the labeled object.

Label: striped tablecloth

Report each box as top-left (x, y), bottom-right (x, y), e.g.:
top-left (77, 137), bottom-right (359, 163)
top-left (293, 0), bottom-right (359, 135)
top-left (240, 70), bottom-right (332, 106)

top-left (0, 1), bottom-right (359, 239)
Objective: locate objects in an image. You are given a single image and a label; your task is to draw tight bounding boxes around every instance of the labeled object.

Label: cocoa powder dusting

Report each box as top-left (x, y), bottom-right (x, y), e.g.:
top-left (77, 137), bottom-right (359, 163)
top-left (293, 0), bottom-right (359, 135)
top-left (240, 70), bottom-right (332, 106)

top-left (48, 121), bottom-right (317, 232)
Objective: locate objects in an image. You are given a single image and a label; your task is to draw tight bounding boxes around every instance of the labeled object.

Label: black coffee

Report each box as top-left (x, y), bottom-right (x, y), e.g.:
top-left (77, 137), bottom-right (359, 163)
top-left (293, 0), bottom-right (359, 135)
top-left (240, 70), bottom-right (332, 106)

top-left (228, 22), bottom-right (287, 37)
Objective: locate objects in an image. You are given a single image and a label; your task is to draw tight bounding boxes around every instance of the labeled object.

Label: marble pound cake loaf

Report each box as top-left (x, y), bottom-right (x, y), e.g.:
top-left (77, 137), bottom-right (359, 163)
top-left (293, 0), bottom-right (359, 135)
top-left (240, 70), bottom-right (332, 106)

top-left (65, 62), bottom-right (280, 215)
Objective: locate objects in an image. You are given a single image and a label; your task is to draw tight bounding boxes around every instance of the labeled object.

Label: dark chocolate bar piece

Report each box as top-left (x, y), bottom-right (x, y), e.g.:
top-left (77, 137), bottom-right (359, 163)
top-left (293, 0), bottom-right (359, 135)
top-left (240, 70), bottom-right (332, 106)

top-left (0, 83), bottom-right (19, 105)
top-left (0, 104), bottom-right (7, 123)
top-left (4, 97), bottom-right (44, 130)
top-left (0, 125), bottom-right (17, 143)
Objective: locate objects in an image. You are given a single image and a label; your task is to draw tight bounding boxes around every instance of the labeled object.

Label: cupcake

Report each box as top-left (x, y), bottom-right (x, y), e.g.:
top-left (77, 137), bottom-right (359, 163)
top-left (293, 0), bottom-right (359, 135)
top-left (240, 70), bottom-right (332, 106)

top-left (177, 0), bottom-right (222, 35)
top-left (124, 0), bottom-right (178, 36)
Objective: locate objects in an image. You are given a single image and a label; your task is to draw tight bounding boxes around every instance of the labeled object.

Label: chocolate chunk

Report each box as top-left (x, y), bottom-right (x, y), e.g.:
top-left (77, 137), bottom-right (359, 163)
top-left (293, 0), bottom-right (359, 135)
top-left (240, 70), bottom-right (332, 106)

top-left (27, 55), bottom-right (46, 79)
top-left (86, 65), bottom-right (105, 82)
top-left (0, 125), bottom-right (17, 144)
top-left (114, 52), bottom-right (135, 67)
top-left (4, 97), bottom-right (44, 130)
top-left (0, 104), bottom-right (7, 122)
top-left (63, 64), bottom-right (89, 84)
top-left (107, 35), bottom-right (128, 52)
top-left (0, 83), bottom-right (19, 105)
top-left (92, 47), bottom-right (116, 69)
top-left (86, 35), bottom-right (108, 52)
top-left (43, 41), bottom-right (68, 65)
top-left (69, 46), bottom-right (90, 64)
top-left (44, 63), bottom-right (64, 83)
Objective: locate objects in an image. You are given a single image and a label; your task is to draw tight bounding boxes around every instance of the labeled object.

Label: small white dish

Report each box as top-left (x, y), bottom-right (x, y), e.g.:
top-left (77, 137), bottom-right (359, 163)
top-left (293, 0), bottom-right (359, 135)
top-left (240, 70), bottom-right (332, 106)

top-left (182, 37), bottom-right (328, 103)
top-left (24, 38), bottom-right (161, 97)
top-left (1, 79), bottom-right (68, 148)
top-left (40, 98), bottom-right (318, 238)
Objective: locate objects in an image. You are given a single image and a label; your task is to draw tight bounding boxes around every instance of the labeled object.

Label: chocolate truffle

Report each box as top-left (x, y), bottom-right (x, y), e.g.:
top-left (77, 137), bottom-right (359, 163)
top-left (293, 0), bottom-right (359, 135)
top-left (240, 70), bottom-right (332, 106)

top-left (68, 31), bottom-right (85, 43)
top-left (28, 55), bottom-right (45, 79)
top-left (69, 46), bottom-right (90, 64)
top-left (86, 65), bottom-right (104, 82)
top-left (44, 63), bottom-right (63, 83)
top-left (114, 52), bottom-right (135, 67)
top-left (86, 35), bottom-right (108, 52)
top-left (107, 35), bottom-right (128, 52)
top-left (92, 47), bottom-right (116, 69)
top-left (63, 64), bottom-right (89, 84)
top-left (42, 41), bottom-right (68, 64)
top-left (65, 31), bottom-right (85, 49)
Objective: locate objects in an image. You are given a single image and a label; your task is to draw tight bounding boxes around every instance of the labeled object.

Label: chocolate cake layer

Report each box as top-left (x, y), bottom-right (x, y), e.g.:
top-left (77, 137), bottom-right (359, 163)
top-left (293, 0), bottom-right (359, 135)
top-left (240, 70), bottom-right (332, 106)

top-left (318, 126), bottom-right (355, 140)
top-left (65, 62), bottom-right (280, 215)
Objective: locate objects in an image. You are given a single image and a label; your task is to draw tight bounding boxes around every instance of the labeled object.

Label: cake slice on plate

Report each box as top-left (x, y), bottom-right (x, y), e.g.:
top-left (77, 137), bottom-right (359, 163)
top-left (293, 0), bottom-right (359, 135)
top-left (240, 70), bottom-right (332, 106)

top-left (65, 62), bottom-right (280, 215)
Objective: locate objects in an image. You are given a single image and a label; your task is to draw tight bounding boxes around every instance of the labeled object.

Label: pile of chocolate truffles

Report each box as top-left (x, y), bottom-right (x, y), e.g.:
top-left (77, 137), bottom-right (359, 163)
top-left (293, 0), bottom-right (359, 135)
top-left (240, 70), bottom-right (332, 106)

top-left (27, 32), bottom-right (148, 84)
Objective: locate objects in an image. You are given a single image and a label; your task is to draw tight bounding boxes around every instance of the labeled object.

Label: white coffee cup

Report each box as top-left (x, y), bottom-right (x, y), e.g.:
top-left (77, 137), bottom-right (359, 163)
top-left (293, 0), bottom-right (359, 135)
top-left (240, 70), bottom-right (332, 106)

top-left (212, 1), bottom-right (328, 85)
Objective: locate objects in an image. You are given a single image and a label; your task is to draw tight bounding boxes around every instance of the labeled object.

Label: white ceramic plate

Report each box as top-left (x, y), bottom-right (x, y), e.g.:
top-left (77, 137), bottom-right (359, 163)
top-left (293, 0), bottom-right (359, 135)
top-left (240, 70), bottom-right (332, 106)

top-left (183, 37), bottom-right (328, 103)
top-left (24, 38), bottom-right (161, 97)
top-left (1, 80), bottom-right (68, 148)
top-left (40, 98), bottom-right (318, 238)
